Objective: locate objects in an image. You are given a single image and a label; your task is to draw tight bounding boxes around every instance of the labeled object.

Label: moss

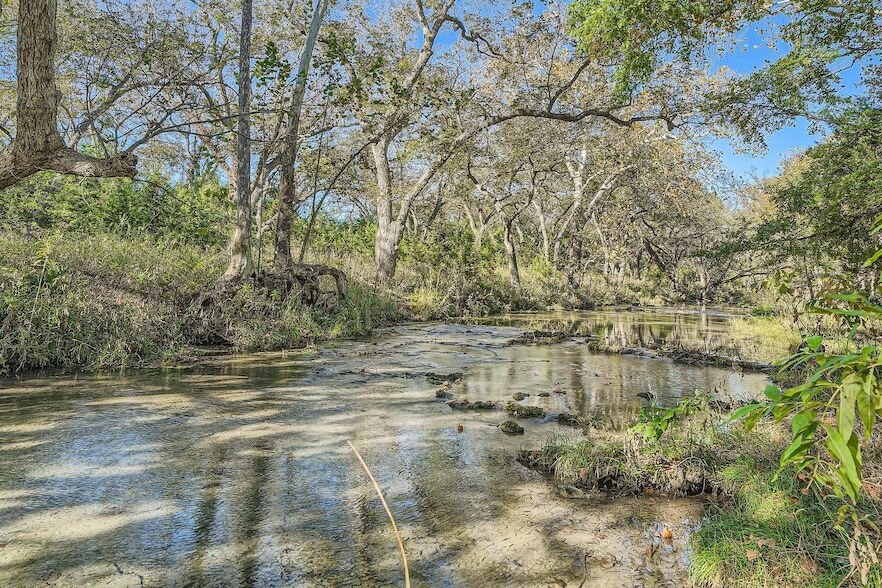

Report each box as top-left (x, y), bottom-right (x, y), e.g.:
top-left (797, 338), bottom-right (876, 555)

top-left (506, 401), bottom-right (545, 419)
top-left (500, 420), bottom-right (524, 435)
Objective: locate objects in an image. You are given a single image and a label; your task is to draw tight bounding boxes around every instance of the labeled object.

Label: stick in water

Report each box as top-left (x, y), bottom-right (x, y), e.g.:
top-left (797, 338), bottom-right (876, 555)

top-left (347, 440), bottom-right (411, 588)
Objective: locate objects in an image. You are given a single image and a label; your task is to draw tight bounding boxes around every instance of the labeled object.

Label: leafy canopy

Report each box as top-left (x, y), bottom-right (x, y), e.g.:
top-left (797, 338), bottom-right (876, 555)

top-left (567, 0), bottom-right (882, 138)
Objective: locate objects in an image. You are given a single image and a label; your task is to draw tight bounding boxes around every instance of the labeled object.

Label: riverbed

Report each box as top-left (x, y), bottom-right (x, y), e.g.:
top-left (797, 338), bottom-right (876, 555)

top-left (0, 310), bottom-right (768, 587)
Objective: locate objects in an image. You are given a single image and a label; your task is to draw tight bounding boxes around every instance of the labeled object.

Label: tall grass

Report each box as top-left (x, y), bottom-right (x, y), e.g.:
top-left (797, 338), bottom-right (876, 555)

top-left (0, 232), bottom-right (400, 374)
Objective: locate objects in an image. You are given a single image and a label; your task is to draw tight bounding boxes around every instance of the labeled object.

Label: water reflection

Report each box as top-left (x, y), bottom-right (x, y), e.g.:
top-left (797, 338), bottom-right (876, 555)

top-left (468, 308), bottom-right (738, 350)
top-left (0, 319), bottom-right (763, 586)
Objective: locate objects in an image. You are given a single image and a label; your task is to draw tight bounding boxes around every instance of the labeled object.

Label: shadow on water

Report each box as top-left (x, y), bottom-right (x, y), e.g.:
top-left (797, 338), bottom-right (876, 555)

top-left (0, 313), bottom-right (766, 586)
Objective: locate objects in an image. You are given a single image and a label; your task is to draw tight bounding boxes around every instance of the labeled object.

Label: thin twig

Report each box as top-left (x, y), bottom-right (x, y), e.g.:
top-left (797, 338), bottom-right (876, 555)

top-left (347, 440), bottom-right (411, 588)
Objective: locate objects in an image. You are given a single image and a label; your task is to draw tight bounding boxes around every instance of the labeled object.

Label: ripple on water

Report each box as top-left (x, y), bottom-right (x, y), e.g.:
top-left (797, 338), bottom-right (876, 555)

top-left (0, 313), bottom-right (766, 586)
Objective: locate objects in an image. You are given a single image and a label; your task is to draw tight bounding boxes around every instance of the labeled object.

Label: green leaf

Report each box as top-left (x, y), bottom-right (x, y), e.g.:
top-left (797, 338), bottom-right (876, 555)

top-left (806, 335), bottom-right (823, 351)
top-left (744, 409), bottom-right (764, 432)
top-left (838, 374), bottom-right (860, 443)
top-left (727, 403), bottom-right (763, 423)
top-left (780, 423), bottom-right (817, 467)
top-left (824, 425), bottom-right (861, 500)
top-left (763, 384), bottom-right (782, 401)
top-left (791, 410), bottom-right (814, 436)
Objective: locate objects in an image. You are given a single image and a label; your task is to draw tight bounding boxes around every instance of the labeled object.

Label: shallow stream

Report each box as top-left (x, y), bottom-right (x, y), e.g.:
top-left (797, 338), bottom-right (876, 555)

top-left (0, 310), bottom-right (767, 587)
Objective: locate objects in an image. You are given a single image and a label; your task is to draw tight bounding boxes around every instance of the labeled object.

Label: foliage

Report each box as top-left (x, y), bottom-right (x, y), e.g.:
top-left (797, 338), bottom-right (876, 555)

top-left (537, 395), bottom-right (882, 587)
top-left (567, 0), bottom-right (881, 138)
top-left (758, 107), bottom-right (882, 274)
top-left (732, 215), bottom-right (882, 506)
top-left (0, 172), bottom-right (231, 246)
top-left (0, 232), bottom-right (400, 374)
top-left (631, 393), bottom-right (707, 442)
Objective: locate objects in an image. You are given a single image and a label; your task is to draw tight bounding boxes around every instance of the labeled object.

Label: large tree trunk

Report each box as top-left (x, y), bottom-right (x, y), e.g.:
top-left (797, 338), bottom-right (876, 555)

top-left (273, 0), bottom-right (329, 271)
top-left (0, 0), bottom-right (137, 190)
top-left (223, 0), bottom-right (254, 280)
top-left (502, 219), bottom-right (521, 290)
top-left (374, 203), bottom-right (403, 283)
top-left (370, 139), bottom-right (404, 282)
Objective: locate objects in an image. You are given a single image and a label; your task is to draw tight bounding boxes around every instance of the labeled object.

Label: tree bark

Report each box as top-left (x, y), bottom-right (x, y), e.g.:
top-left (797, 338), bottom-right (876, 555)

top-left (274, 0), bottom-right (329, 271)
top-left (223, 0), bottom-right (254, 280)
top-left (502, 218), bottom-right (521, 290)
top-left (370, 139), bottom-right (407, 282)
top-left (0, 0), bottom-right (137, 190)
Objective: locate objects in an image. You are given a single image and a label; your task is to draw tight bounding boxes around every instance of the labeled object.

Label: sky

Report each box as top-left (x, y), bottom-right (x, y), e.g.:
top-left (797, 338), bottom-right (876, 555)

top-left (705, 23), bottom-right (865, 181)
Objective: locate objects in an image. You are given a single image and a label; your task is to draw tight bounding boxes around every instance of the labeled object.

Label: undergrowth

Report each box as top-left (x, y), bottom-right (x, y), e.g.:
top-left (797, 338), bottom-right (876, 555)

top-left (528, 395), bottom-right (882, 588)
top-left (0, 232), bottom-right (400, 373)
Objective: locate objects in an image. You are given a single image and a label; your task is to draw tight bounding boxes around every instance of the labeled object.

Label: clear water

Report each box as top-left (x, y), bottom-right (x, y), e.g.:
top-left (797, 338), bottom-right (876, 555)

top-left (0, 311), bottom-right (767, 586)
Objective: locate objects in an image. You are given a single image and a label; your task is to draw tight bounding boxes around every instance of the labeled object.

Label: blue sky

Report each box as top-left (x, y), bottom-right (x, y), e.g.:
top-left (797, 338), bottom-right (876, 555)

top-left (707, 25), bottom-right (818, 180)
top-left (705, 22), bottom-right (866, 181)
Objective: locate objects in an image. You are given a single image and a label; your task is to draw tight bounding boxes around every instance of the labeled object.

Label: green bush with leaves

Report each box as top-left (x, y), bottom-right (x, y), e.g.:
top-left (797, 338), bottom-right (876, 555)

top-left (733, 216), bottom-right (882, 504)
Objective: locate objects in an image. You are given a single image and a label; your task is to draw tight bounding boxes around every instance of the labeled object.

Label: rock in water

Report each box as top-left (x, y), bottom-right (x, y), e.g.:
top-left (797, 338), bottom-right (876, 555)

top-left (448, 399), bottom-right (496, 410)
top-left (512, 392), bottom-right (529, 401)
top-left (426, 372), bottom-right (464, 385)
top-left (556, 413), bottom-right (582, 427)
top-left (500, 420), bottom-right (524, 435)
top-left (506, 402), bottom-right (545, 419)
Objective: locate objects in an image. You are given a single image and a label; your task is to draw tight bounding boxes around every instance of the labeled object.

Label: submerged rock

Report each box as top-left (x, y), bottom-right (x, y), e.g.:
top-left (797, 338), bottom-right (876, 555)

top-left (448, 399), bottom-right (496, 410)
top-left (427, 372), bottom-right (464, 385)
top-left (512, 392), bottom-right (529, 401)
top-left (507, 330), bottom-right (575, 345)
top-left (556, 413), bottom-right (582, 427)
top-left (500, 420), bottom-right (524, 435)
top-left (506, 402), bottom-right (545, 419)
top-left (435, 388), bottom-right (456, 400)
top-left (537, 391), bottom-right (551, 397)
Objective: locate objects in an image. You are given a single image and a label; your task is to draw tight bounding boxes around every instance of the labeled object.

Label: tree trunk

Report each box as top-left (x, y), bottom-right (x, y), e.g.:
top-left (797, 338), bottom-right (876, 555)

top-left (0, 0), bottom-right (137, 190)
top-left (223, 0), bottom-right (254, 280)
top-left (369, 139), bottom-right (404, 282)
top-left (274, 0), bottom-right (329, 271)
top-left (533, 199), bottom-right (550, 261)
top-left (375, 207), bottom-right (403, 283)
top-left (503, 219), bottom-right (521, 290)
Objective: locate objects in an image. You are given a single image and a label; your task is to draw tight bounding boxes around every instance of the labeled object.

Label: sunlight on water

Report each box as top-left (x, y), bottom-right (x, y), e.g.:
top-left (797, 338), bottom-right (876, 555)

top-left (0, 311), bottom-right (766, 586)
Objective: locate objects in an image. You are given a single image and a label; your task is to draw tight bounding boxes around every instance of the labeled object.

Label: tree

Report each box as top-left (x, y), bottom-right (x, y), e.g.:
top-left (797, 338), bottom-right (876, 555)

top-left (273, 0), bottom-right (331, 272)
top-left (567, 0), bottom-right (882, 142)
top-left (0, 0), bottom-right (138, 189)
top-left (222, 0), bottom-right (254, 279)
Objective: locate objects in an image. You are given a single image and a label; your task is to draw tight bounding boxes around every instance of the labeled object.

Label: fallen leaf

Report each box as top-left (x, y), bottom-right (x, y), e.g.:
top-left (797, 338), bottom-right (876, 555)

top-left (595, 533), bottom-right (606, 540)
top-left (801, 557), bottom-right (818, 574)
top-left (746, 550), bottom-right (759, 561)
top-left (456, 424), bottom-right (464, 433)
top-left (660, 528), bottom-right (673, 540)
top-left (756, 538), bottom-right (776, 549)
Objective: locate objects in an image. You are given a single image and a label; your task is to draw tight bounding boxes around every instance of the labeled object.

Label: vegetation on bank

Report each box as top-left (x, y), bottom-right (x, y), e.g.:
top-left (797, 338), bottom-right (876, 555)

top-left (527, 394), bottom-right (882, 587)
top-left (532, 221), bottom-right (882, 587)
top-left (0, 231), bottom-right (400, 374)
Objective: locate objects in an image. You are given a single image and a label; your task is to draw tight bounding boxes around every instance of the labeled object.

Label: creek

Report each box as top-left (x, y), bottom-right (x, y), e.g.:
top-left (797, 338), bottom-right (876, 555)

top-left (0, 309), bottom-right (768, 587)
